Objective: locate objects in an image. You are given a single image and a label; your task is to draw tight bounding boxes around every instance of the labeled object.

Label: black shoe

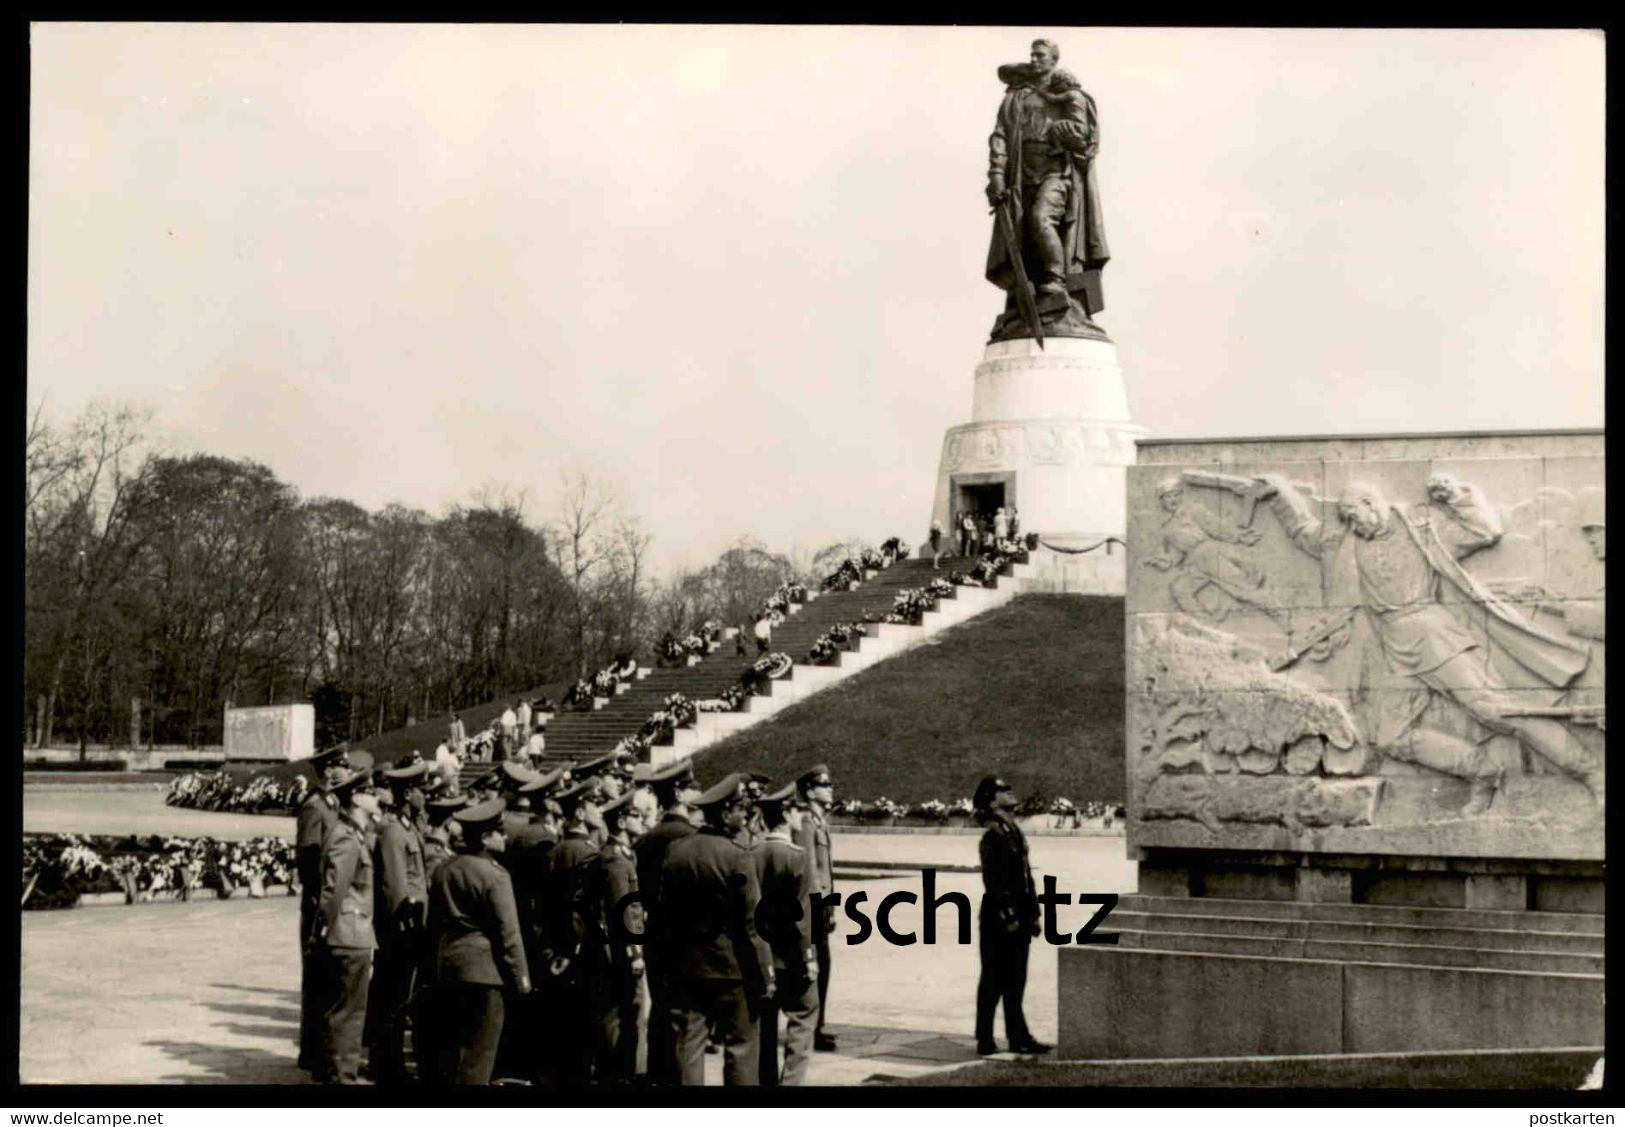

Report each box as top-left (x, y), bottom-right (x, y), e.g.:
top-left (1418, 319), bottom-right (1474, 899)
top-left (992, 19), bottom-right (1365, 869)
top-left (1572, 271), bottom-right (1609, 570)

top-left (814, 1033), bottom-right (838, 1052)
top-left (976, 1042), bottom-right (999, 1057)
top-left (1009, 1039), bottom-right (1052, 1054)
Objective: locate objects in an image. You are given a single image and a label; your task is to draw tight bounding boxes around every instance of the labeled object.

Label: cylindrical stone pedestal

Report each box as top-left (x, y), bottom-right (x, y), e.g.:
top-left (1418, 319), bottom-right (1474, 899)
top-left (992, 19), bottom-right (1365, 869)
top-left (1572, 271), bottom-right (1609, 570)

top-left (931, 337), bottom-right (1144, 594)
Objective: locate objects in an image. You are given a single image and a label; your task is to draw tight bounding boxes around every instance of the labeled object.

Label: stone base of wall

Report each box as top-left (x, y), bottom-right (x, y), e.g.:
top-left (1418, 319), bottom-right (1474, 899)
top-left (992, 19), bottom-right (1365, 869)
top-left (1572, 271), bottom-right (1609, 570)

top-left (1134, 848), bottom-right (1605, 913)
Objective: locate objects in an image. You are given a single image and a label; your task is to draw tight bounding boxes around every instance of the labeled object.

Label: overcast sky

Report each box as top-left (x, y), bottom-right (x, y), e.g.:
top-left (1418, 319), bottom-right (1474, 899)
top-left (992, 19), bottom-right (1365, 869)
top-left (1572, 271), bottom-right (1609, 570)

top-left (28, 24), bottom-right (1604, 574)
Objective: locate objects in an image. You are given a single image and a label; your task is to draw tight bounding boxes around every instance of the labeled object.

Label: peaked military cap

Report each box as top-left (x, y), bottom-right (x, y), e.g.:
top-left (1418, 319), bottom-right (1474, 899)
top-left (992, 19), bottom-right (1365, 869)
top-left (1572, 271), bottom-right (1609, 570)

top-left (496, 760), bottom-right (541, 789)
top-left (599, 789), bottom-right (638, 823)
top-left (642, 760), bottom-right (696, 788)
top-left (330, 765), bottom-right (374, 797)
top-left (554, 778), bottom-right (598, 813)
top-left (517, 766), bottom-right (567, 795)
top-left (384, 758), bottom-right (430, 784)
top-left (311, 744), bottom-right (349, 770)
top-left (973, 775), bottom-right (1012, 811)
top-left (571, 751), bottom-right (619, 781)
top-left (426, 793), bottom-right (469, 821)
top-left (796, 764), bottom-right (833, 794)
top-left (454, 797), bottom-right (507, 837)
top-left (758, 781), bottom-right (800, 807)
top-left (693, 773), bottom-right (751, 810)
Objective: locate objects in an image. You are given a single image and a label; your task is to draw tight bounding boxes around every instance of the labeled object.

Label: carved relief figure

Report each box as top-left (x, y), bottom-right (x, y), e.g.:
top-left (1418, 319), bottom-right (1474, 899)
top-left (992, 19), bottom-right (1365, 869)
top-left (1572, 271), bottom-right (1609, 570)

top-left (1254, 472), bottom-right (1602, 814)
top-left (1143, 477), bottom-right (1291, 631)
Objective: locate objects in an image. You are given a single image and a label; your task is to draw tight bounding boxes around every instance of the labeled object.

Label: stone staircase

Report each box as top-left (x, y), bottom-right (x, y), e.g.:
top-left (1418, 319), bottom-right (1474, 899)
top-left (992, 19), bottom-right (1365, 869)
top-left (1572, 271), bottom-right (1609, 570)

top-left (1112, 894), bottom-right (1606, 976)
top-left (459, 553), bottom-right (1035, 788)
top-left (1059, 893), bottom-right (1605, 1060)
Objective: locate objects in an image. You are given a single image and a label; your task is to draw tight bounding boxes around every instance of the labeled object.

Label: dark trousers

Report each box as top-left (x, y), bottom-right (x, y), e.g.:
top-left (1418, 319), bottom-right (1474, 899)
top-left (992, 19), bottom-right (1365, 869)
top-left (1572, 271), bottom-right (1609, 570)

top-left (297, 898), bottom-right (319, 1069)
top-left (316, 946), bottom-right (372, 1084)
top-left (590, 966), bottom-right (640, 1083)
top-left (813, 933), bottom-right (833, 1037)
top-left (538, 973), bottom-right (592, 1085)
top-left (974, 922), bottom-right (1033, 1048)
top-left (432, 984), bottom-right (505, 1086)
top-left (759, 972), bottom-right (818, 1086)
top-left (366, 934), bottom-right (420, 1085)
top-left (755, 636), bottom-right (768, 655)
top-left (645, 973), bottom-right (680, 1085)
top-left (670, 978), bottom-right (759, 1086)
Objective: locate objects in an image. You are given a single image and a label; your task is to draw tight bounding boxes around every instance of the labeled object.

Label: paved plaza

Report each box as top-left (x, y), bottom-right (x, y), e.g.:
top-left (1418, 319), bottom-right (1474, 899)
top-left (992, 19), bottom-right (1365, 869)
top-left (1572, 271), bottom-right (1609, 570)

top-left (21, 790), bottom-right (1136, 1086)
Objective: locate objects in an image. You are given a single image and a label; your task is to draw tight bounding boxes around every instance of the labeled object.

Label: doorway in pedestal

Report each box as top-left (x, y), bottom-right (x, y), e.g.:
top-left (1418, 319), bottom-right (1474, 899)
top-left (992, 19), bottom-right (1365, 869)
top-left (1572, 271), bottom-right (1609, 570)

top-left (950, 471), bottom-right (1016, 527)
top-left (959, 482), bottom-right (1005, 519)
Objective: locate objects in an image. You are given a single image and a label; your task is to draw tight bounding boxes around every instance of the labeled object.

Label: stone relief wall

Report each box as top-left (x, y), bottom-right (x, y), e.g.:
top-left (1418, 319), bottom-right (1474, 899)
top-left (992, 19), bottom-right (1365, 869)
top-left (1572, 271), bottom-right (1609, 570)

top-left (1125, 438), bottom-right (1605, 861)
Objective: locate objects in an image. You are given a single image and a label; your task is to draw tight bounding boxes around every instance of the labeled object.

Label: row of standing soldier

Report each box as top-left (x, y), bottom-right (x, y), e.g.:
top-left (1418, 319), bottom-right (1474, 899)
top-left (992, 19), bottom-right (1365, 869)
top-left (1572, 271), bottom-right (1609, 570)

top-left (294, 742), bottom-right (839, 1086)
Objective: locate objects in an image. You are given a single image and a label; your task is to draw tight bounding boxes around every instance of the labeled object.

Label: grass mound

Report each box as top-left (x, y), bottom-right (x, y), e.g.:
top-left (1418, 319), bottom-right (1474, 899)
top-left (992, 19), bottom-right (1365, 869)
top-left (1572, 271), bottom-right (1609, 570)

top-left (692, 594), bottom-right (1124, 805)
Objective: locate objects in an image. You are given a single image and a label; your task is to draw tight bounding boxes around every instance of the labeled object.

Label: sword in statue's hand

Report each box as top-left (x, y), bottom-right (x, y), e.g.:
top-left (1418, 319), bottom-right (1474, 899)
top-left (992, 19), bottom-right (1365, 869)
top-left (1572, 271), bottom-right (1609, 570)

top-left (991, 197), bottom-right (1045, 350)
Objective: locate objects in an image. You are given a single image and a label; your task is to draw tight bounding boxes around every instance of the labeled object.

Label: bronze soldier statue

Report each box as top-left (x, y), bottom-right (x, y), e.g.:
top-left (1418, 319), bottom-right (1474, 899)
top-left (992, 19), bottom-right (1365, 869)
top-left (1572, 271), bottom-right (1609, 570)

top-left (985, 38), bottom-right (1110, 344)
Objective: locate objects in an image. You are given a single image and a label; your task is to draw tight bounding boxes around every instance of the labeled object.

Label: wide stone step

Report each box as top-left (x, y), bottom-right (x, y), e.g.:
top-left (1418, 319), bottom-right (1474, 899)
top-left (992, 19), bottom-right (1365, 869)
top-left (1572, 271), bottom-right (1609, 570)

top-left (1119, 927), bottom-right (1605, 975)
top-left (1121, 894), bottom-right (1605, 936)
top-left (1115, 910), bottom-right (1604, 956)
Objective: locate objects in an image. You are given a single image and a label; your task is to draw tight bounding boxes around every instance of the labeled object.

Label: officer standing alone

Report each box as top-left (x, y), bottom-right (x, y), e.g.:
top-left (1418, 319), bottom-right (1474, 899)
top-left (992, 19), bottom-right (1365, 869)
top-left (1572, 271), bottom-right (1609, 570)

top-left (972, 775), bottom-right (1050, 1057)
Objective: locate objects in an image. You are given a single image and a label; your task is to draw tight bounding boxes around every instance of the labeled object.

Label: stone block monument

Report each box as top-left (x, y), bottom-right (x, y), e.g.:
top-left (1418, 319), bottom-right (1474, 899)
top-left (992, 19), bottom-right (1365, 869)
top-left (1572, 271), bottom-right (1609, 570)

top-left (930, 38), bottom-right (1144, 594)
top-left (224, 703), bottom-right (316, 762)
top-left (1124, 430), bottom-right (1605, 892)
top-left (1055, 429), bottom-right (1605, 1066)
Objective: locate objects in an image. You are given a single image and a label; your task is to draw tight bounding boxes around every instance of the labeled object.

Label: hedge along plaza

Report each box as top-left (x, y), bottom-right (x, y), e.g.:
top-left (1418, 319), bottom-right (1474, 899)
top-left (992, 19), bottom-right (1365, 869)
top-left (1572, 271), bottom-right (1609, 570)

top-left (593, 871), bottom-right (1121, 947)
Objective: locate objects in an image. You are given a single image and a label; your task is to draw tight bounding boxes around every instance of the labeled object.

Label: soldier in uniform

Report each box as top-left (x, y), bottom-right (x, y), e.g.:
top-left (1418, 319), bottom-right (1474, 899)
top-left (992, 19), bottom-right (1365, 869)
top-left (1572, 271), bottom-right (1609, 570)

top-left (973, 775), bottom-right (1049, 1056)
top-left (569, 753), bottom-right (622, 847)
top-left (426, 797), bottom-right (532, 1085)
top-left (311, 765), bottom-right (380, 1085)
top-left (414, 790), bottom-right (466, 1082)
top-left (368, 757), bottom-right (430, 1085)
top-left (540, 779), bottom-right (602, 1085)
top-left (753, 783), bottom-right (820, 1086)
top-left (296, 745), bottom-right (368, 1074)
top-left (421, 792), bottom-right (467, 882)
top-left (491, 766), bottom-right (566, 1085)
top-left (659, 773), bottom-right (773, 1086)
top-left (634, 761), bottom-right (701, 1085)
top-left (587, 790), bottom-right (649, 1084)
top-left (793, 764), bottom-right (839, 1052)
